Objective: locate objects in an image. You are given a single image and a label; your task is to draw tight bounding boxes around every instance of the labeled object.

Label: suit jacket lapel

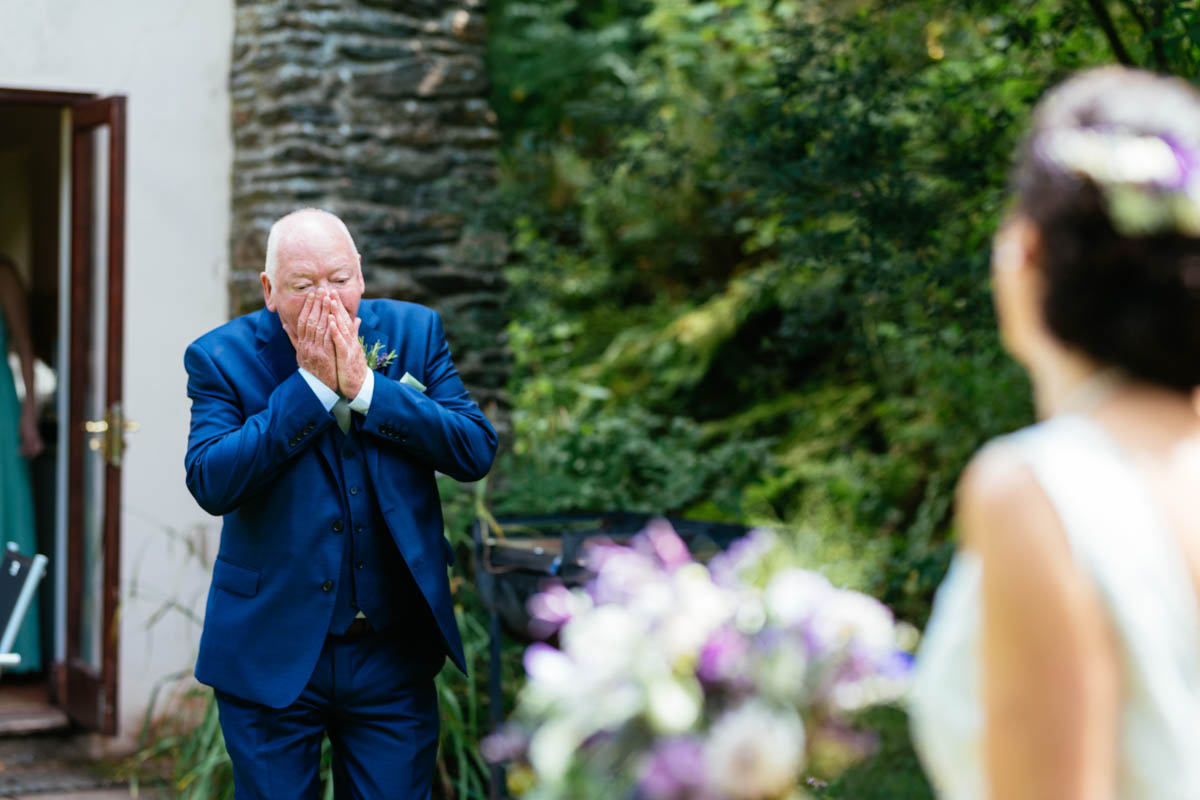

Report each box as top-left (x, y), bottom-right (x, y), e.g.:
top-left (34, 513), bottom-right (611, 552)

top-left (356, 303), bottom-right (394, 487)
top-left (255, 309), bottom-right (301, 386)
top-left (356, 303), bottom-right (390, 372)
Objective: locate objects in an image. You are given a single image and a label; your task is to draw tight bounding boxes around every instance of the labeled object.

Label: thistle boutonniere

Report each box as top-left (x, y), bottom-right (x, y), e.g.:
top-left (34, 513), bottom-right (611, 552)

top-left (359, 337), bottom-right (398, 371)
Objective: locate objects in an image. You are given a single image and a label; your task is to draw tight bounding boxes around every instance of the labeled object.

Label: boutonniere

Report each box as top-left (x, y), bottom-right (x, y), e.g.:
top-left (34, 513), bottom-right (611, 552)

top-left (359, 337), bottom-right (398, 371)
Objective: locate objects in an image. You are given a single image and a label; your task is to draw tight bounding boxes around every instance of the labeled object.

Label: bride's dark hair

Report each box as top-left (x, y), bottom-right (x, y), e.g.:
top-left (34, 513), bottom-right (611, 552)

top-left (1014, 66), bottom-right (1200, 390)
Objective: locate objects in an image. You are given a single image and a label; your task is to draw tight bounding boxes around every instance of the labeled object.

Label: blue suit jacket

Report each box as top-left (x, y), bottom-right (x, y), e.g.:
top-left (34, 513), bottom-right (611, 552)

top-left (184, 299), bottom-right (497, 708)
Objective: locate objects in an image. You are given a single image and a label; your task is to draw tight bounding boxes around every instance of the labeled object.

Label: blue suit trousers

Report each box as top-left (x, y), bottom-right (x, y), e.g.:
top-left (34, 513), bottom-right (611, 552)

top-left (215, 627), bottom-right (444, 800)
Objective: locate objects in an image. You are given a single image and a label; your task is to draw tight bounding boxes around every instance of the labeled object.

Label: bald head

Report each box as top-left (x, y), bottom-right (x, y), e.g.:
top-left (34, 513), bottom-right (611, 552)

top-left (260, 208), bottom-right (365, 331)
top-left (263, 208), bottom-right (358, 281)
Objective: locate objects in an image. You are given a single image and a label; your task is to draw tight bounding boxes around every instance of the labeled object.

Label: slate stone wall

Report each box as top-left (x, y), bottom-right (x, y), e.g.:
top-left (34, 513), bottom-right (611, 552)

top-left (229, 0), bottom-right (508, 412)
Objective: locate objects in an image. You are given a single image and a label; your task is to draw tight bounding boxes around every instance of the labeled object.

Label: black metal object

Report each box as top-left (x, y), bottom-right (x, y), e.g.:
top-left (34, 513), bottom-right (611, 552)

top-left (472, 512), bottom-right (750, 800)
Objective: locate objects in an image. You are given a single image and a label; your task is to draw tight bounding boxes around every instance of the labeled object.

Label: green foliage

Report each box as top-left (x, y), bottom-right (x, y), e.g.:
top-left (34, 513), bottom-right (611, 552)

top-left (813, 706), bottom-right (934, 799)
top-left (487, 0), bottom-right (1059, 622)
top-left (497, 402), bottom-right (774, 518)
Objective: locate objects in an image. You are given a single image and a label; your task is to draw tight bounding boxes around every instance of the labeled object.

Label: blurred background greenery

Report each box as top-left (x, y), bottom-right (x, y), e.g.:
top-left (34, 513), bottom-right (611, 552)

top-left (146, 1), bottom-right (1200, 797)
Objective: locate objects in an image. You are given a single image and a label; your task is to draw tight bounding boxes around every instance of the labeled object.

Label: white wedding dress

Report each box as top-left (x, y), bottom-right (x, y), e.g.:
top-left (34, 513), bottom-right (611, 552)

top-left (909, 414), bottom-right (1200, 799)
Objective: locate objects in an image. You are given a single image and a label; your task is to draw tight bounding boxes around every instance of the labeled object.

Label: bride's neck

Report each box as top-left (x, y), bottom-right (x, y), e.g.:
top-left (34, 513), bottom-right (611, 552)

top-left (1025, 344), bottom-right (1196, 422)
top-left (1026, 346), bottom-right (1123, 420)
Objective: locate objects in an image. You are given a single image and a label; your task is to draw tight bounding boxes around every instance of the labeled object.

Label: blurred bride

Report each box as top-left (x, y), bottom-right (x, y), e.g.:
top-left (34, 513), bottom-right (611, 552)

top-left (910, 67), bottom-right (1200, 799)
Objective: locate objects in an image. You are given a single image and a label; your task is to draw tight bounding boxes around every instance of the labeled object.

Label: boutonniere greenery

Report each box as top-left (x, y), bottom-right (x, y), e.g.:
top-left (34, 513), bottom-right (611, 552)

top-left (359, 337), bottom-right (398, 371)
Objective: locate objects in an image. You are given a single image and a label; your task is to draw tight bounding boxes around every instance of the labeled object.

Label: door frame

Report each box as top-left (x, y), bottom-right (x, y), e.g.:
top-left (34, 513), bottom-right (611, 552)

top-left (0, 86), bottom-right (126, 735)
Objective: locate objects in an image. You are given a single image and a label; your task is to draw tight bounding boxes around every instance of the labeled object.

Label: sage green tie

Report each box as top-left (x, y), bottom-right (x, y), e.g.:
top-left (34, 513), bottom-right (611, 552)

top-left (332, 398), bottom-right (351, 434)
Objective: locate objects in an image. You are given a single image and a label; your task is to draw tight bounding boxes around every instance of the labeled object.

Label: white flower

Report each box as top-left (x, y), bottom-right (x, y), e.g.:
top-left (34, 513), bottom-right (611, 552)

top-left (764, 568), bottom-right (832, 627)
top-left (657, 563), bottom-right (735, 663)
top-left (646, 675), bottom-right (703, 734)
top-left (734, 592), bottom-right (768, 634)
top-left (755, 637), bottom-right (810, 704)
top-left (529, 719), bottom-right (581, 785)
top-left (830, 672), bottom-right (909, 712)
top-left (705, 701), bottom-right (806, 800)
top-left (560, 603), bottom-right (646, 676)
top-left (813, 589), bottom-right (897, 656)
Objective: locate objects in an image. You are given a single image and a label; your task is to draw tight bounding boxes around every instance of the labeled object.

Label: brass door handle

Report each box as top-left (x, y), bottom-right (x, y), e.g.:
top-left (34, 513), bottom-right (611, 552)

top-left (83, 403), bottom-right (139, 466)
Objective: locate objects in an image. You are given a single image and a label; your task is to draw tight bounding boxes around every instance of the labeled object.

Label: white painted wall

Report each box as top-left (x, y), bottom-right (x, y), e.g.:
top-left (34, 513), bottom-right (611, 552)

top-left (1, 1), bottom-right (234, 746)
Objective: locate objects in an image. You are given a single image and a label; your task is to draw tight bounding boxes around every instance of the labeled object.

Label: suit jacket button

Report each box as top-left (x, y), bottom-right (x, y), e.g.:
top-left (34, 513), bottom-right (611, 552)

top-left (322, 580), bottom-right (333, 592)
top-left (332, 521), bottom-right (344, 533)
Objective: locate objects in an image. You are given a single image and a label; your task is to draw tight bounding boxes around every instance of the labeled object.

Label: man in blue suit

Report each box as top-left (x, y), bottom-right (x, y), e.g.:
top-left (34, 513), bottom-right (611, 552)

top-left (184, 208), bottom-right (497, 798)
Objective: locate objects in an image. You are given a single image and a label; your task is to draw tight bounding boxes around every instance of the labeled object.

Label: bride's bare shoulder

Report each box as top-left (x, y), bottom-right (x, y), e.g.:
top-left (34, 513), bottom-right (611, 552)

top-left (955, 441), bottom-right (1069, 562)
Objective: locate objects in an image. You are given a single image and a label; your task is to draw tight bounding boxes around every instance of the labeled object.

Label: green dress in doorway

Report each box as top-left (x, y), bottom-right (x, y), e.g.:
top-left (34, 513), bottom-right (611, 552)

top-left (0, 309), bottom-right (40, 673)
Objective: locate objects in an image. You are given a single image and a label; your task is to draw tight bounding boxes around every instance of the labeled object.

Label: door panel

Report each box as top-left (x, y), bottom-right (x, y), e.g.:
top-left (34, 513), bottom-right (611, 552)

top-left (65, 95), bottom-right (125, 734)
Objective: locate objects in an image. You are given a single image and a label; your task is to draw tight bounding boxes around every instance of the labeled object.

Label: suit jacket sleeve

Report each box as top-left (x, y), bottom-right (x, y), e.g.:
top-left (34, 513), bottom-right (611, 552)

top-left (360, 310), bottom-right (497, 482)
top-left (184, 341), bottom-right (335, 516)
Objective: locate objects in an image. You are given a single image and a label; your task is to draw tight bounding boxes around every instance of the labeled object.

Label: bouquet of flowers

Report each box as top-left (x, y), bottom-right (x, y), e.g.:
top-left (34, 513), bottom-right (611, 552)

top-left (483, 520), bottom-right (913, 800)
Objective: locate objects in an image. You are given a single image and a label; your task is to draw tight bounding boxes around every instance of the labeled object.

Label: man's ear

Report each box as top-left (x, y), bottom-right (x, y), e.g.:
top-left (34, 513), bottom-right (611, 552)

top-left (261, 272), bottom-right (276, 311)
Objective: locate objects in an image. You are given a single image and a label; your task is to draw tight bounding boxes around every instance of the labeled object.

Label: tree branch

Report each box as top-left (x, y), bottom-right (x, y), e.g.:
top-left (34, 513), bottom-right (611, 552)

top-left (1084, 0), bottom-right (1137, 66)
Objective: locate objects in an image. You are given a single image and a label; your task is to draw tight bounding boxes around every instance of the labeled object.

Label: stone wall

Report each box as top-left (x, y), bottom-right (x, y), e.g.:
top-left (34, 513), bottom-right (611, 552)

top-left (229, 0), bottom-right (508, 412)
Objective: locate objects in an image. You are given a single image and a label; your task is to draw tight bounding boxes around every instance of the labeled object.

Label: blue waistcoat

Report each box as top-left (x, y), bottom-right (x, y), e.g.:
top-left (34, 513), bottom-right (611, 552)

top-left (326, 421), bottom-right (434, 638)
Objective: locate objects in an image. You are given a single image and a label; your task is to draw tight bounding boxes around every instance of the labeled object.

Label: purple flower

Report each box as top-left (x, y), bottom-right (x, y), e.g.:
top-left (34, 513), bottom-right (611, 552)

top-left (632, 518), bottom-right (694, 571)
top-left (708, 528), bottom-right (776, 587)
top-left (1160, 134), bottom-right (1199, 191)
top-left (480, 724), bottom-right (529, 763)
top-left (880, 648), bottom-right (914, 678)
top-left (527, 583), bottom-right (577, 638)
top-left (638, 738), bottom-right (707, 800)
top-left (696, 626), bottom-right (750, 686)
top-left (585, 545), bottom-right (663, 606)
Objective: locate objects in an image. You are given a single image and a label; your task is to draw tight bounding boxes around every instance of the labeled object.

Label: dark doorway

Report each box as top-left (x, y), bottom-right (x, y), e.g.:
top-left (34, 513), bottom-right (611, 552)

top-left (0, 88), bottom-right (127, 736)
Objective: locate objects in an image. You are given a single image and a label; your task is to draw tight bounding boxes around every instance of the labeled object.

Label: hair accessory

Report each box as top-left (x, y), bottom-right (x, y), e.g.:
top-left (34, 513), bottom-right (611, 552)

top-left (1037, 128), bottom-right (1200, 236)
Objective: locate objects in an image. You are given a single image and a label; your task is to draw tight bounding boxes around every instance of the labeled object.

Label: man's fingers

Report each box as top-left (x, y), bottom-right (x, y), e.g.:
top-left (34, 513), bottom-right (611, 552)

top-left (315, 295), bottom-right (330, 337)
top-left (296, 291), bottom-right (315, 336)
top-left (329, 314), bottom-right (346, 352)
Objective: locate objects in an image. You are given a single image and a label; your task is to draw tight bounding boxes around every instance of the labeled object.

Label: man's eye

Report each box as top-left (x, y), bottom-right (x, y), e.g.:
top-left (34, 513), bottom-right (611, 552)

top-left (335, 277), bottom-right (349, 284)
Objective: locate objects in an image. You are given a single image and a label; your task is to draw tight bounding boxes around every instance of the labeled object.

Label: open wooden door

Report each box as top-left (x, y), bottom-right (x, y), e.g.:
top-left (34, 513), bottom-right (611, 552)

top-left (63, 95), bottom-right (126, 734)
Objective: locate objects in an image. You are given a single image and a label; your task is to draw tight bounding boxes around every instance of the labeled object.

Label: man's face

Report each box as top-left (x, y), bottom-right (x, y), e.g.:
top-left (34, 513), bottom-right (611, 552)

top-left (261, 221), bottom-right (365, 335)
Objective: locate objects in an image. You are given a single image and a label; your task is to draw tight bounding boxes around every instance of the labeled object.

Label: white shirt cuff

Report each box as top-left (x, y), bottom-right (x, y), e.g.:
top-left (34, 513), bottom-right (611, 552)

top-left (298, 368), bottom-right (339, 411)
top-left (348, 368), bottom-right (374, 415)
